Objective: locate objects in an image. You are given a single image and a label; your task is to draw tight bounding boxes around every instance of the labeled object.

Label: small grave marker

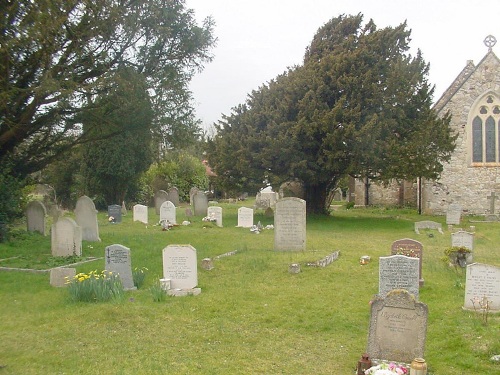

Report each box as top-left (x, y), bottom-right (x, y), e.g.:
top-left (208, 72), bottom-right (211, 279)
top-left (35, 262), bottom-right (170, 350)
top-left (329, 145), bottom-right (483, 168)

top-left (414, 220), bottom-right (443, 234)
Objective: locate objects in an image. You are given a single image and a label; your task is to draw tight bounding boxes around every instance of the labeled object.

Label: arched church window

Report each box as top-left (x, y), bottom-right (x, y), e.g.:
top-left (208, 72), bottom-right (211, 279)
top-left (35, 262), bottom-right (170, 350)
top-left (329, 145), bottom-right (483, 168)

top-left (470, 94), bottom-right (500, 165)
top-left (472, 116), bottom-right (483, 162)
top-left (480, 106), bottom-right (488, 114)
top-left (485, 116), bottom-right (496, 162)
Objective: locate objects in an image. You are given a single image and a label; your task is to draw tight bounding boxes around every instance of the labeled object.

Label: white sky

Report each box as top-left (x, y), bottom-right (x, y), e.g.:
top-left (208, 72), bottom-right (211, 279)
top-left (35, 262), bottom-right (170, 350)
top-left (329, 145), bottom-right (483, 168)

top-left (186, 0), bottom-right (500, 129)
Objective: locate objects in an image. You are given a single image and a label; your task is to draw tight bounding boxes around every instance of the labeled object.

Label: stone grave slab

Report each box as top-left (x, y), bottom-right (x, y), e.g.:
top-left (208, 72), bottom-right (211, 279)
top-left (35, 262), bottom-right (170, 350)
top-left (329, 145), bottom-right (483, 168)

top-left (391, 238), bottom-right (424, 286)
top-left (75, 195), bottom-right (100, 241)
top-left (379, 255), bottom-right (420, 299)
top-left (274, 197), bottom-right (306, 251)
top-left (207, 206), bottom-right (223, 227)
top-left (464, 263), bottom-right (500, 312)
top-left (414, 220), bottom-right (443, 234)
top-left (51, 217), bottom-right (82, 257)
top-left (237, 207), bottom-right (254, 228)
top-left (193, 191), bottom-right (208, 216)
top-left (446, 203), bottom-right (462, 225)
top-left (26, 200), bottom-right (47, 235)
top-left (50, 267), bottom-right (76, 287)
top-left (105, 244), bottom-right (136, 290)
top-left (162, 244), bottom-right (198, 290)
top-left (154, 190), bottom-right (168, 215)
top-left (107, 204), bottom-right (122, 223)
top-left (160, 200), bottom-right (176, 225)
top-left (133, 204), bottom-right (148, 224)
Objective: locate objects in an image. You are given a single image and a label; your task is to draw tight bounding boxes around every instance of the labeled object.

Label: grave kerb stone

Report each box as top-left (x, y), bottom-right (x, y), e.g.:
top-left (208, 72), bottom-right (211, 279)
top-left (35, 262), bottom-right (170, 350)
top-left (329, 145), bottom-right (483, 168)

top-left (414, 220), bottom-right (443, 234)
top-left (50, 267), bottom-right (76, 287)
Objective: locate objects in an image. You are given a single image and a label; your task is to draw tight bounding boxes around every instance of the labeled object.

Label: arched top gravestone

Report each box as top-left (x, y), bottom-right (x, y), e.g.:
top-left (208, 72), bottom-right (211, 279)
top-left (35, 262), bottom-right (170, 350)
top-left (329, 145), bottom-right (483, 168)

top-left (26, 200), bottom-right (47, 235)
top-left (154, 190), bottom-right (168, 215)
top-left (75, 195), bottom-right (100, 242)
top-left (51, 217), bottom-right (82, 257)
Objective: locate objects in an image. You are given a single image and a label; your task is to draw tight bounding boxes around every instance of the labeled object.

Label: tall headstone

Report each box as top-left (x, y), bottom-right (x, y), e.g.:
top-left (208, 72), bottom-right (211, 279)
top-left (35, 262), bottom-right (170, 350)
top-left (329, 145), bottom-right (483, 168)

top-left (189, 187), bottom-right (199, 206)
top-left (133, 204), bottom-right (148, 224)
top-left (451, 230), bottom-right (474, 251)
top-left (274, 197), bottom-right (306, 251)
top-left (446, 203), bottom-right (462, 225)
top-left (160, 200), bottom-right (176, 225)
top-left (107, 204), bottom-right (122, 223)
top-left (26, 200), bottom-right (47, 235)
top-left (154, 190), bottom-right (169, 215)
top-left (51, 217), bottom-right (82, 256)
top-left (162, 244), bottom-right (198, 290)
top-left (367, 289), bottom-right (428, 364)
top-left (463, 263), bottom-right (500, 312)
top-left (391, 238), bottom-right (424, 286)
top-left (207, 206), bottom-right (223, 227)
top-left (105, 244), bottom-right (136, 290)
top-left (168, 187), bottom-right (180, 207)
top-left (237, 207), bottom-right (254, 228)
top-left (379, 255), bottom-right (420, 299)
top-left (193, 191), bottom-right (208, 216)
top-left (75, 195), bottom-right (100, 242)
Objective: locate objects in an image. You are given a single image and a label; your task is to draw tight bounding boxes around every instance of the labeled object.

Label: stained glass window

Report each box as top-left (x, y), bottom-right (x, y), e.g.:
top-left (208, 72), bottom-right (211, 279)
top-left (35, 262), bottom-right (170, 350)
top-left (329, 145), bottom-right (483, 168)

top-left (472, 116), bottom-right (483, 162)
top-left (485, 116), bottom-right (496, 162)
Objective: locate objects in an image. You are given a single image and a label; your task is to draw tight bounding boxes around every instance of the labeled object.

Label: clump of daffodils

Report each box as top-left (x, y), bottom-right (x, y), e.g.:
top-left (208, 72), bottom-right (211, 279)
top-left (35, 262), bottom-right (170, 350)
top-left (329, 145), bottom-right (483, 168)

top-left (66, 270), bottom-right (124, 303)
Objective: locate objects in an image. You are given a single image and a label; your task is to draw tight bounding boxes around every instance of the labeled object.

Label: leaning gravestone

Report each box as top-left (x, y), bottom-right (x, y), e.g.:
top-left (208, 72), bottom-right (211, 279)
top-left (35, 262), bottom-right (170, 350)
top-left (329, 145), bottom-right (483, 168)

top-left (193, 191), bottom-right (208, 216)
top-left (367, 289), bottom-right (428, 364)
top-left (168, 187), bottom-right (180, 207)
top-left (391, 238), bottom-right (424, 286)
top-left (274, 197), bottom-right (306, 251)
top-left (237, 207), bottom-right (253, 228)
top-left (463, 263), bottom-right (500, 312)
top-left (107, 204), bottom-right (122, 223)
top-left (207, 206), bottom-right (223, 227)
top-left (160, 200), bottom-right (176, 225)
top-left (105, 244), bottom-right (136, 290)
top-left (51, 217), bottom-right (82, 256)
top-left (162, 244), bottom-right (200, 295)
top-left (133, 204), bottom-right (148, 224)
top-left (379, 255), bottom-right (420, 299)
top-left (154, 190), bottom-right (169, 215)
top-left (446, 203), bottom-right (462, 225)
top-left (75, 195), bottom-right (100, 241)
top-left (26, 200), bottom-right (47, 235)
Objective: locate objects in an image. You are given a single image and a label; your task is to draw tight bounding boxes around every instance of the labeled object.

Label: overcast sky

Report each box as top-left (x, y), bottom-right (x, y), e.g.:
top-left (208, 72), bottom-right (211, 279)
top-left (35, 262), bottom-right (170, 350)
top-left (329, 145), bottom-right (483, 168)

top-left (185, 0), bottom-right (500, 129)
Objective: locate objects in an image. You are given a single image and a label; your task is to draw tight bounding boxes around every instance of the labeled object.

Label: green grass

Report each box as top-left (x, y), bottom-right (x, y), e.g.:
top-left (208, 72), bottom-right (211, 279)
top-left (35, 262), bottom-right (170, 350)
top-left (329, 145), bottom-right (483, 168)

top-left (0, 202), bottom-right (499, 374)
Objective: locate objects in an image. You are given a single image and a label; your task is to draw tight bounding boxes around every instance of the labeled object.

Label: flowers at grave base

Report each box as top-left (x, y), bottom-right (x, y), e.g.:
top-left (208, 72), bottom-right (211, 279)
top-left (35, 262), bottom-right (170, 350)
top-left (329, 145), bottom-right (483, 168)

top-left (158, 219), bottom-right (174, 231)
top-left (202, 213), bottom-right (217, 223)
top-left (394, 246), bottom-right (419, 258)
top-left (364, 362), bottom-right (408, 374)
top-left (108, 216), bottom-right (116, 223)
top-left (66, 269), bottom-right (124, 303)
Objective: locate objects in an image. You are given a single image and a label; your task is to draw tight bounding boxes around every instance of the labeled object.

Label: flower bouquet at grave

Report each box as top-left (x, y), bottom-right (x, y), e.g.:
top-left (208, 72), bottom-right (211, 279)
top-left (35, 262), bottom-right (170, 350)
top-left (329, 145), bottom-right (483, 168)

top-left (364, 362), bottom-right (408, 375)
top-left (443, 246), bottom-right (472, 268)
top-left (202, 213), bottom-right (217, 224)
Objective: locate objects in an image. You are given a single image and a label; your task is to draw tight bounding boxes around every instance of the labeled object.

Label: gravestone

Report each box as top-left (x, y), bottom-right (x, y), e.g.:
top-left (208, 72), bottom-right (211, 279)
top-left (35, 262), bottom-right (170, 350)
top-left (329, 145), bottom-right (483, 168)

top-left (75, 195), bottom-right (100, 241)
top-left (185, 207), bottom-right (193, 217)
top-left (26, 200), bottom-right (47, 235)
top-left (446, 203), bottom-right (462, 225)
top-left (107, 204), bottom-right (122, 223)
top-left (367, 289), bottom-right (428, 364)
top-left (121, 201), bottom-right (127, 216)
top-left (274, 197), bottom-right (306, 251)
top-left (133, 204), bottom-right (148, 224)
top-left (168, 187), bottom-right (180, 207)
top-left (237, 207), bottom-right (254, 228)
top-left (162, 244), bottom-right (199, 291)
top-left (193, 191), bottom-right (208, 216)
top-left (463, 263), bottom-right (500, 312)
top-left (207, 206), bottom-right (223, 227)
top-left (154, 190), bottom-right (169, 215)
top-left (51, 217), bottom-right (82, 256)
top-left (487, 191), bottom-right (499, 214)
top-left (414, 220), bottom-right (443, 234)
top-left (189, 187), bottom-right (199, 206)
top-left (50, 267), bottom-right (76, 287)
top-left (379, 255), bottom-right (420, 299)
top-left (391, 238), bottom-right (424, 286)
top-left (160, 200), bottom-right (176, 225)
top-left (105, 244), bottom-right (136, 290)
top-left (451, 230), bottom-right (474, 250)
top-left (255, 189), bottom-right (278, 209)
top-left (333, 188), bottom-right (343, 201)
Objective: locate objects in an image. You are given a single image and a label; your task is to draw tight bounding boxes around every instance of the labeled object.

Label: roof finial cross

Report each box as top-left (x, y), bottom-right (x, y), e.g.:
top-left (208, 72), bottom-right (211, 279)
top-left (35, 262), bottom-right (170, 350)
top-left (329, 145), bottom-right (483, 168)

top-left (484, 35), bottom-right (497, 51)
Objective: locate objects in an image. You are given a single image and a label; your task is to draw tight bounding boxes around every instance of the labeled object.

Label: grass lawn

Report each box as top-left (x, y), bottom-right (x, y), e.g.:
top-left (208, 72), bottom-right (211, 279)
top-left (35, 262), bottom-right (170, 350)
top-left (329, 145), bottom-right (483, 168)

top-left (0, 202), bottom-right (499, 374)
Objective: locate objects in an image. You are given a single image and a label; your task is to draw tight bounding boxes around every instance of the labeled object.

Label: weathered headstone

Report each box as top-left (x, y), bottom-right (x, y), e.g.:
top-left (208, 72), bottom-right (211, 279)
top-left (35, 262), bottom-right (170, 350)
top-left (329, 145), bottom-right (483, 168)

top-left (107, 204), bottom-right (122, 223)
top-left (463, 263), bottom-right (500, 312)
top-left (133, 204), bottom-right (148, 224)
top-left (162, 244), bottom-right (199, 292)
top-left (333, 188), bottom-right (343, 201)
top-left (414, 220), bottom-right (443, 234)
top-left (26, 200), bottom-right (47, 235)
top-left (154, 190), bottom-right (169, 215)
top-left (185, 207), bottom-right (193, 217)
top-left (367, 289), bottom-right (428, 364)
top-left (75, 195), bottom-right (100, 241)
top-left (379, 255), bottom-right (420, 299)
top-left (451, 230), bottom-right (474, 251)
top-left (487, 191), bottom-right (499, 214)
top-left (391, 238), bottom-right (424, 286)
top-left (105, 244), bottom-right (136, 290)
top-left (446, 203), bottom-right (462, 225)
top-left (50, 267), bottom-right (76, 287)
top-left (255, 188), bottom-right (278, 209)
top-left (274, 197), bottom-right (306, 251)
top-left (207, 206), bottom-right (222, 227)
top-left (160, 200), bottom-right (176, 225)
top-left (237, 207), bottom-right (254, 228)
top-left (193, 191), bottom-right (208, 216)
top-left (189, 187), bottom-right (200, 206)
top-left (51, 217), bottom-right (82, 256)
top-left (168, 187), bottom-right (180, 207)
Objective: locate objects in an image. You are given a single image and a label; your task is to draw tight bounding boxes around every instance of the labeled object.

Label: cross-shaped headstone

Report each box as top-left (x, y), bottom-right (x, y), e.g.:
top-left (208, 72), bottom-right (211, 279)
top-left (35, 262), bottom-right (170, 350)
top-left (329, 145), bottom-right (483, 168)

top-left (487, 192), bottom-right (498, 214)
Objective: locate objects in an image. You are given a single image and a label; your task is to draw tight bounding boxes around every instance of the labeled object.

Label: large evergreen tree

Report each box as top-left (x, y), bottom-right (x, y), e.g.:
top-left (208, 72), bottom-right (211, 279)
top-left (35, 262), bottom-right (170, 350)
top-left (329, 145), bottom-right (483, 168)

top-left (207, 14), bottom-right (456, 214)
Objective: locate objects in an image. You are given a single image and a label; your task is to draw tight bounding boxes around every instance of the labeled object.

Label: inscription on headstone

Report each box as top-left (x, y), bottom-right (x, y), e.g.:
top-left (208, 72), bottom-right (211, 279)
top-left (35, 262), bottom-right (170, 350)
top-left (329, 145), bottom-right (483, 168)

top-left (274, 197), bottom-right (306, 251)
top-left (463, 263), bottom-right (500, 312)
top-left (162, 245), bottom-right (198, 290)
top-left (105, 244), bottom-right (135, 290)
top-left (379, 255), bottom-right (420, 299)
top-left (391, 238), bottom-right (424, 286)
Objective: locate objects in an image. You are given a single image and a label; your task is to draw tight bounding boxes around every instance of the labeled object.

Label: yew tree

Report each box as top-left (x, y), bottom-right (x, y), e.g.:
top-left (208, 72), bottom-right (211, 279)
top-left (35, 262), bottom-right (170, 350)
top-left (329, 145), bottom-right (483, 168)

top-left (207, 14), bottom-right (455, 214)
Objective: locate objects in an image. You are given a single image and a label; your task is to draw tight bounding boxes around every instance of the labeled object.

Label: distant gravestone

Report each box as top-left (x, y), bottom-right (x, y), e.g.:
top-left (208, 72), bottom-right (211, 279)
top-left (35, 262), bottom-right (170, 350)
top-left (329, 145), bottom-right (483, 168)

top-left (414, 220), bottom-right (443, 234)
top-left (487, 191), bottom-right (499, 214)
top-left (121, 201), bottom-right (127, 216)
top-left (162, 244), bottom-right (198, 290)
top-left (75, 195), bottom-right (100, 242)
top-left (451, 230), bottom-right (474, 251)
top-left (185, 207), bottom-right (193, 217)
top-left (154, 190), bottom-right (169, 215)
top-left (107, 204), bottom-right (122, 223)
top-left (50, 267), bottom-right (76, 287)
top-left (391, 238), bottom-right (424, 286)
top-left (379, 255), bottom-right (420, 299)
top-left (255, 189), bottom-right (278, 209)
top-left (168, 187), bottom-right (180, 207)
top-left (446, 203), bottom-right (462, 225)
top-left (133, 204), bottom-right (148, 224)
top-left (274, 197), bottom-right (306, 251)
top-left (193, 191), bottom-right (208, 216)
top-left (160, 200), bottom-right (176, 225)
top-left (463, 263), bottom-right (500, 312)
top-left (367, 289), bottom-right (428, 364)
top-left (264, 207), bottom-right (274, 217)
top-left (237, 207), bottom-right (253, 228)
top-left (26, 200), bottom-right (47, 235)
top-left (189, 187), bottom-right (200, 206)
top-left (333, 188), bottom-right (343, 201)
top-left (207, 206), bottom-right (222, 227)
top-left (51, 217), bottom-right (82, 257)
top-left (105, 244), bottom-right (136, 290)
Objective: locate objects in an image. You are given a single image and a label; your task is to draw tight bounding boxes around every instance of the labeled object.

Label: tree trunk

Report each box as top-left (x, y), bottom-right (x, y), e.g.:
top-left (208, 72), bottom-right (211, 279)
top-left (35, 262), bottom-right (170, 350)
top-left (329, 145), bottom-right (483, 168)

top-left (304, 182), bottom-right (331, 215)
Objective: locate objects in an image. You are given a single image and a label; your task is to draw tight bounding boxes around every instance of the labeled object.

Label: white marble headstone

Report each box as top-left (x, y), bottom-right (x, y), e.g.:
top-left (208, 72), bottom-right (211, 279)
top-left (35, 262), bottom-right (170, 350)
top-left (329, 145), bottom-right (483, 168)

top-left (160, 200), bottom-right (176, 224)
top-left (162, 245), bottom-right (198, 290)
top-left (207, 206), bottom-right (222, 227)
top-left (133, 204), bottom-right (148, 224)
top-left (237, 207), bottom-right (254, 228)
top-left (464, 263), bottom-right (500, 312)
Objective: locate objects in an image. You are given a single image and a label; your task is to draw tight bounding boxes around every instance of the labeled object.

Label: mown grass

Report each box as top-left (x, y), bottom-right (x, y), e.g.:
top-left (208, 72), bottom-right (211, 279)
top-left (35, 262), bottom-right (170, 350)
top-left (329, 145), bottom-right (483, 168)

top-left (0, 202), bottom-right (499, 374)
